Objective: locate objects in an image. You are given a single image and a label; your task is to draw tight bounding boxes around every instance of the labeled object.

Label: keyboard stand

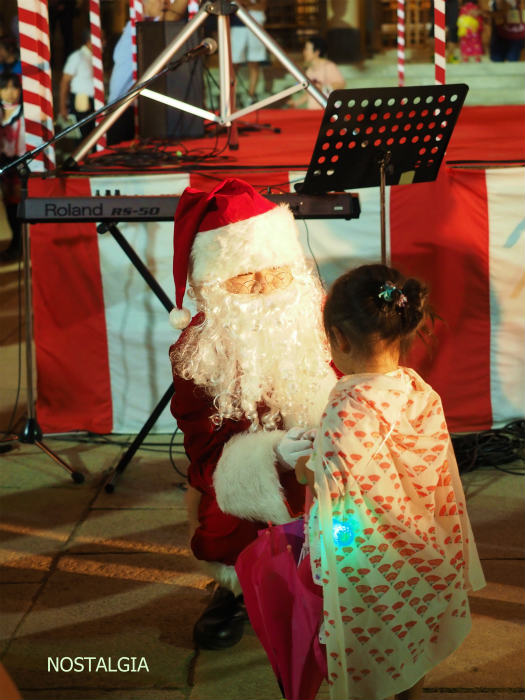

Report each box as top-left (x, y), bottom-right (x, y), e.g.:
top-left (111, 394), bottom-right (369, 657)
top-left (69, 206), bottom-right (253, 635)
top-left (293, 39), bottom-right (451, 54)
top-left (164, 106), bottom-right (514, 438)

top-left (96, 221), bottom-right (176, 493)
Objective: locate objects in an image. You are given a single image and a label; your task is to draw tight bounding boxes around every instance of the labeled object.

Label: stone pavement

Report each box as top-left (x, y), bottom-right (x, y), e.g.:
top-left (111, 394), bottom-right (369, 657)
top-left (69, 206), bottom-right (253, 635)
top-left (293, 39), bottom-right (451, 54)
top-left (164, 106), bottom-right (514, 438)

top-left (0, 430), bottom-right (523, 700)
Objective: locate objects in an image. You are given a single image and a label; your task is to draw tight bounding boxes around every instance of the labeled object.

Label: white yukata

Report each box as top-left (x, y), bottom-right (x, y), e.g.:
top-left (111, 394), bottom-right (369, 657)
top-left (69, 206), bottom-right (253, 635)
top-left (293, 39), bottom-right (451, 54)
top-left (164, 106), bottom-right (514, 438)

top-left (307, 367), bottom-right (485, 700)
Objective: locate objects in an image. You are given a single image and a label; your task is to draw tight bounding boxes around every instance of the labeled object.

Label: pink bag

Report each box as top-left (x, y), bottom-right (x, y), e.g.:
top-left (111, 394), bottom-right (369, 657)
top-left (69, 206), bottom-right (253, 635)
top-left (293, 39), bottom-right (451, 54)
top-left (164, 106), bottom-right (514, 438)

top-left (235, 520), bottom-right (327, 700)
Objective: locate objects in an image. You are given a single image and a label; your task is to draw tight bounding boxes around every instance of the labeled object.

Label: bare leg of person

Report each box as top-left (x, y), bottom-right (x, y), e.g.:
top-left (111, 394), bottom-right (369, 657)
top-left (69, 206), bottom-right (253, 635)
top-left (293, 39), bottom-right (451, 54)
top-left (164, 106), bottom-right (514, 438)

top-left (247, 61), bottom-right (260, 98)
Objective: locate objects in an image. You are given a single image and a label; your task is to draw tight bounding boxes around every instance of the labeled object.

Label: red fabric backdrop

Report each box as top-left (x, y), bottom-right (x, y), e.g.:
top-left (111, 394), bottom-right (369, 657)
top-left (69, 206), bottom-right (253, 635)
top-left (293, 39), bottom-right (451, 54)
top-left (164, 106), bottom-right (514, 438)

top-left (27, 105), bottom-right (524, 434)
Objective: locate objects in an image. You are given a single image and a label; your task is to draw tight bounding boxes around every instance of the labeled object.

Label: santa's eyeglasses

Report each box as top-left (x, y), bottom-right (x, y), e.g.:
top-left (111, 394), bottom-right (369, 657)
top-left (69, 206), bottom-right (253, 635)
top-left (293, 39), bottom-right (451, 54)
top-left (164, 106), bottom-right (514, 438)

top-left (222, 266), bottom-right (294, 295)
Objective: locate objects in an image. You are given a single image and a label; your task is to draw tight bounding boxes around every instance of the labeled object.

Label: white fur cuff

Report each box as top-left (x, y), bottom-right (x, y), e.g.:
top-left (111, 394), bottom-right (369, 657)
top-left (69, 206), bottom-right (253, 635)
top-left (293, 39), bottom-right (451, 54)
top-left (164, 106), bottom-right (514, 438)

top-left (198, 560), bottom-right (242, 596)
top-left (213, 430), bottom-right (291, 524)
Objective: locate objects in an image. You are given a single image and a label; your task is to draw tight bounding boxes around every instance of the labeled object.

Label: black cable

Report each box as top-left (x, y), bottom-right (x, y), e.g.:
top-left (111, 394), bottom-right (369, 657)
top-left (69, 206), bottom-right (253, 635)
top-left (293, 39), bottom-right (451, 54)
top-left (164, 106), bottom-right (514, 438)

top-left (55, 431), bottom-right (185, 452)
top-left (300, 218), bottom-right (325, 289)
top-left (451, 419), bottom-right (525, 475)
top-left (168, 425), bottom-right (188, 481)
top-left (44, 428), bottom-right (188, 480)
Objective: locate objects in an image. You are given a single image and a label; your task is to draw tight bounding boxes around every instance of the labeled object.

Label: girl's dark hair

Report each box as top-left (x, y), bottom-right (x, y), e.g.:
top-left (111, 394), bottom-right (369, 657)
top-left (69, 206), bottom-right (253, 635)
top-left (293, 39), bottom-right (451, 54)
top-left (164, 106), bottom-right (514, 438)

top-left (307, 35), bottom-right (328, 58)
top-left (323, 264), bottom-right (435, 358)
top-left (0, 72), bottom-right (22, 92)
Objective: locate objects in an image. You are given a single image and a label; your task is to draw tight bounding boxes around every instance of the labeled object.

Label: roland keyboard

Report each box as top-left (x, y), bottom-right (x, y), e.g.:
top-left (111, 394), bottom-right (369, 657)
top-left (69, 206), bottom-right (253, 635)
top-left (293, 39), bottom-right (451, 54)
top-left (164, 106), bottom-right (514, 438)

top-left (19, 193), bottom-right (360, 222)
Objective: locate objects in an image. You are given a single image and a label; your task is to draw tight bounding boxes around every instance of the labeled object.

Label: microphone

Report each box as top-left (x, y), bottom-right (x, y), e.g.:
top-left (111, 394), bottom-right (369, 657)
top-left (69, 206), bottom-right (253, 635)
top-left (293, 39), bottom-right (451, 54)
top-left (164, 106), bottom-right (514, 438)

top-left (179, 37), bottom-right (217, 62)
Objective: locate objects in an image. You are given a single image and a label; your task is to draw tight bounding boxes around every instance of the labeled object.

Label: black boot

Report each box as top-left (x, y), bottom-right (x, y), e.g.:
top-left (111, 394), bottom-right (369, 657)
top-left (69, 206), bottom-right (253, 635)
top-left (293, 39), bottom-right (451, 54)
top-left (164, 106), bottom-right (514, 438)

top-left (193, 585), bottom-right (246, 650)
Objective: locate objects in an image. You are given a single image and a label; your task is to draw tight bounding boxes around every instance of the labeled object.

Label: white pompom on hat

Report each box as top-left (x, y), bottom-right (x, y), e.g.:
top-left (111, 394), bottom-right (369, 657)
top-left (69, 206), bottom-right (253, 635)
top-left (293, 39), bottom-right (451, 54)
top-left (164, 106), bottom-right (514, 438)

top-left (170, 177), bottom-right (305, 329)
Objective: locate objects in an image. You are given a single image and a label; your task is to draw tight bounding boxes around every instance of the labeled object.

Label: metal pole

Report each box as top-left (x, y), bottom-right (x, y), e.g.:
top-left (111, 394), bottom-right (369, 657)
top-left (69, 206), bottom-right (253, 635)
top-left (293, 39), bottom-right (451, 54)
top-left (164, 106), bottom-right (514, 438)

top-left (22, 222), bottom-right (36, 423)
top-left (18, 221), bottom-right (85, 482)
top-left (379, 152), bottom-right (391, 265)
top-left (218, 13), bottom-right (233, 125)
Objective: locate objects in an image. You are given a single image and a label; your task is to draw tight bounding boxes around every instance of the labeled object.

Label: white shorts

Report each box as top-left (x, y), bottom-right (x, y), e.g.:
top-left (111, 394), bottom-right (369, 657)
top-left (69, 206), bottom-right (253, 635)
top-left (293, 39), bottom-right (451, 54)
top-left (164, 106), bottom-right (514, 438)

top-left (230, 10), bottom-right (267, 64)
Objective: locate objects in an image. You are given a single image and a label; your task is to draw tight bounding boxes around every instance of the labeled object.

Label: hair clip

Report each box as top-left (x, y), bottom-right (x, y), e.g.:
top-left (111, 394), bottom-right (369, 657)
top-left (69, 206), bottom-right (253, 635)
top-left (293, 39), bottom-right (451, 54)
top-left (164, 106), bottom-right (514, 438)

top-left (378, 281), bottom-right (408, 308)
top-left (378, 281), bottom-right (396, 302)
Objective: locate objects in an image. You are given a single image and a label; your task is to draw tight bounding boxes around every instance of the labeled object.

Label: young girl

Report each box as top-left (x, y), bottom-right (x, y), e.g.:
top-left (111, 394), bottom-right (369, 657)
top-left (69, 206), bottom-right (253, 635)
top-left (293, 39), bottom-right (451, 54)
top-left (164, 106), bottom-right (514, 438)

top-left (295, 264), bottom-right (485, 700)
top-left (291, 36), bottom-right (345, 110)
top-left (457, 0), bottom-right (484, 61)
top-left (0, 72), bottom-right (24, 262)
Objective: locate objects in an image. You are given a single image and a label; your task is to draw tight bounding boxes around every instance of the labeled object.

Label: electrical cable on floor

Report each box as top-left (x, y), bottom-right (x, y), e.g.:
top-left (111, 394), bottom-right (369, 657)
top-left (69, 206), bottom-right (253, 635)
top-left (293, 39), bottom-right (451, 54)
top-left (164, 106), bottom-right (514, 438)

top-left (451, 419), bottom-right (525, 475)
top-left (55, 431), bottom-right (185, 453)
top-left (169, 426), bottom-right (188, 482)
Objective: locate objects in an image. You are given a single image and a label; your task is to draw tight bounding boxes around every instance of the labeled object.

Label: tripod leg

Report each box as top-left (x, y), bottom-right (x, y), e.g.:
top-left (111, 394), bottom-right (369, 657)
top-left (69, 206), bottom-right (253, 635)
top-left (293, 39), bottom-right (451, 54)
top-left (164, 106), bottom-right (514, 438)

top-left (34, 440), bottom-right (85, 483)
top-left (234, 5), bottom-right (327, 114)
top-left (104, 383), bottom-right (175, 493)
top-left (217, 11), bottom-right (240, 150)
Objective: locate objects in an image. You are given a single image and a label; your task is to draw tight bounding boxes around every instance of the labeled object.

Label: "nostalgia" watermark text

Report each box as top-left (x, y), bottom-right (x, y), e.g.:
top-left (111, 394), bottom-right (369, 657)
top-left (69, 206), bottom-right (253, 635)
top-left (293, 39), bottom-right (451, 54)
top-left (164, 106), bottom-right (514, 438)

top-left (48, 657), bottom-right (150, 673)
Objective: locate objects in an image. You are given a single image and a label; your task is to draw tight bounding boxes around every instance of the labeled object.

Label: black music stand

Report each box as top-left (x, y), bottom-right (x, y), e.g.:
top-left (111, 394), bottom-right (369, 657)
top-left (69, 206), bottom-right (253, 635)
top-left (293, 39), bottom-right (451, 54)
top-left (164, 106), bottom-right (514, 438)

top-left (296, 83), bottom-right (469, 263)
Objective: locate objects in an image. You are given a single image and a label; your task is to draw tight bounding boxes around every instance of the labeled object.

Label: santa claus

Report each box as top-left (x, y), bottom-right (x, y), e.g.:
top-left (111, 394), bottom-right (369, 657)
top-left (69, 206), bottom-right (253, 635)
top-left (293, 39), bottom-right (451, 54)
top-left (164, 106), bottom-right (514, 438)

top-left (169, 178), bottom-right (336, 649)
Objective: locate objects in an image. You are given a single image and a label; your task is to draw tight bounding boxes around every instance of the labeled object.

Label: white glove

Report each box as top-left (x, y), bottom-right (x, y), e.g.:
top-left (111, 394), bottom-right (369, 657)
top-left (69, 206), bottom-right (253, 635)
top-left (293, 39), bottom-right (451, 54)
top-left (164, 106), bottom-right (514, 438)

top-left (274, 427), bottom-right (316, 471)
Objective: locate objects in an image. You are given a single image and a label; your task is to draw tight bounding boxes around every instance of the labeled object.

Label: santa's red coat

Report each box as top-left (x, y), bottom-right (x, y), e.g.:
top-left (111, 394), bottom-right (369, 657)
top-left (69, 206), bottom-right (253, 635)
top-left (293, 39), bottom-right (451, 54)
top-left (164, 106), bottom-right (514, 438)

top-left (170, 314), bottom-right (306, 567)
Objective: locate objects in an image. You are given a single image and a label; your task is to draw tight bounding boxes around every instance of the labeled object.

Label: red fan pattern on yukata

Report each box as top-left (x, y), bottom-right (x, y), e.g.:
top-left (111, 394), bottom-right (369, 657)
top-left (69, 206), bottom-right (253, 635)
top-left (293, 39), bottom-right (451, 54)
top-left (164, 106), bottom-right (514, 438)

top-left (307, 367), bottom-right (485, 700)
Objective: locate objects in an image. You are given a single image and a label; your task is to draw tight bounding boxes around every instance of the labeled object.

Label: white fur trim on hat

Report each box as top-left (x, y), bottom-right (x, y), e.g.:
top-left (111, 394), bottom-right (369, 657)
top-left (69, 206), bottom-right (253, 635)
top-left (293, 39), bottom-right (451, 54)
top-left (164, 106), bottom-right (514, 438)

top-left (213, 430), bottom-right (292, 524)
top-left (191, 204), bottom-right (304, 284)
top-left (169, 306), bottom-right (192, 330)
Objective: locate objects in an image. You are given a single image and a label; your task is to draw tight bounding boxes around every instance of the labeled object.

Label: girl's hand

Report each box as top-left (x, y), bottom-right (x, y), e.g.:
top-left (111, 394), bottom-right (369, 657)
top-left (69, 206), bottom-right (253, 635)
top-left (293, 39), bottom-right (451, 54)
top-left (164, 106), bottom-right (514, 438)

top-left (295, 454), bottom-right (315, 489)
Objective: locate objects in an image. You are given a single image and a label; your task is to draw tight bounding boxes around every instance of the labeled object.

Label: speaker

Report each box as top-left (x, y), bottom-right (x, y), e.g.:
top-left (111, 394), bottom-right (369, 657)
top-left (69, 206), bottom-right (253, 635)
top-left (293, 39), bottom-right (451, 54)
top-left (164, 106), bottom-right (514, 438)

top-left (136, 21), bottom-right (205, 140)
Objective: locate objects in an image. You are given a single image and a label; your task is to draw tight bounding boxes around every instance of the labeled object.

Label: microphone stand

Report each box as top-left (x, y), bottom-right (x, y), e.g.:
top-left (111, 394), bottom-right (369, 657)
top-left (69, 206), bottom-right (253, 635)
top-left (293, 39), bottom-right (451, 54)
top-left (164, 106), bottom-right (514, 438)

top-left (67, 0), bottom-right (326, 164)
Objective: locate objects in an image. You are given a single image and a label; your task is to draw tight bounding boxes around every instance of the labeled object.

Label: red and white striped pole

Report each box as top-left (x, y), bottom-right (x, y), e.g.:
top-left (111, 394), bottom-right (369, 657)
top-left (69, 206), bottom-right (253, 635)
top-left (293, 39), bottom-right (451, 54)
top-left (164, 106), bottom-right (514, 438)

top-left (188, 1), bottom-right (200, 20)
top-left (89, 0), bottom-right (106, 150)
top-left (130, 0), bottom-right (144, 138)
top-left (434, 0), bottom-right (446, 85)
top-left (397, 0), bottom-right (405, 87)
top-left (17, 0), bottom-right (55, 171)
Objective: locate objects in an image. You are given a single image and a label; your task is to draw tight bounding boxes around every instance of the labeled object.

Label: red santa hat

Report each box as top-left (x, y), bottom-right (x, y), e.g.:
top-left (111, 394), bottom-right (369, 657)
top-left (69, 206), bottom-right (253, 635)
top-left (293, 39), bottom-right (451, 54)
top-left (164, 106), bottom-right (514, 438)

top-left (169, 177), bottom-right (305, 330)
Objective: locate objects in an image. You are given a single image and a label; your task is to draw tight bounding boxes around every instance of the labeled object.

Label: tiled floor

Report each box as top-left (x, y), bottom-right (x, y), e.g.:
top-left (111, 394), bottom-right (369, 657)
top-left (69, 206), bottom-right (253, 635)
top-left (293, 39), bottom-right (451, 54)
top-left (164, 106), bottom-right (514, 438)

top-left (1, 243), bottom-right (524, 699)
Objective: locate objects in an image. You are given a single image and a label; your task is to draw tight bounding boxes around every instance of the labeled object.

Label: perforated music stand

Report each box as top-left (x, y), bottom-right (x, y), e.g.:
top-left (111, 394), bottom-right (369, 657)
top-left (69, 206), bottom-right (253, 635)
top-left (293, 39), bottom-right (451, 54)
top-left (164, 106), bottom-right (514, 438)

top-left (296, 83), bottom-right (469, 263)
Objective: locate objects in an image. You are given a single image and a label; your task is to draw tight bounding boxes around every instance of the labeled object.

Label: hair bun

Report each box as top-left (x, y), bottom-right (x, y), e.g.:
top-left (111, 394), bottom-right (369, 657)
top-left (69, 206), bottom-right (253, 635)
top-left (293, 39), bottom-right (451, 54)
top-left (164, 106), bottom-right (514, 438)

top-left (400, 278), bottom-right (427, 333)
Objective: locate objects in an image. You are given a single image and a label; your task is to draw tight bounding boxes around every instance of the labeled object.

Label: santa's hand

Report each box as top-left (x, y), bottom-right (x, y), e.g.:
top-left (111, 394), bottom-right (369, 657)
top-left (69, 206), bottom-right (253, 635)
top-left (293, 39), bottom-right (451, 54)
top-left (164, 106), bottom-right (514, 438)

top-left (274, 428), bottom-right (315, 471)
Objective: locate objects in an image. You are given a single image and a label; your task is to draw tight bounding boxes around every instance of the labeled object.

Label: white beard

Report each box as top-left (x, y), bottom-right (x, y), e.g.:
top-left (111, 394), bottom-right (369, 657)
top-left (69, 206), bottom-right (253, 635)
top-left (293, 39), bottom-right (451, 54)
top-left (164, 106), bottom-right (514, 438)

top-left (172, 263), bottom-right (332, 430)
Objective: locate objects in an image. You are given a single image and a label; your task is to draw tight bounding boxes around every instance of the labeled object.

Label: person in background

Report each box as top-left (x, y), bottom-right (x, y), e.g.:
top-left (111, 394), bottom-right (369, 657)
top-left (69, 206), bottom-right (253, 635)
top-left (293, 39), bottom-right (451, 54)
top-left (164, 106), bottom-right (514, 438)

top-left (291, 35), bottom-right (345, 109)
top-left (458, 0), bottom-right (484, 61)
top-left (0, 73), bottom-right (24, 262)
top-left (106, 0), bottom-right (187, 145)
top-left (446, 0), bottom-right (461, 62)
top-left (489, 0), bottom-right (525, 61)
top-left (230, 0), bottom-right (267, 106)
top-left (59, 30), bottom-right (97, 140)
top-left (289, 263), bottom-right (486, 700)
top-left (0, 37), bottom-right (21, 76)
